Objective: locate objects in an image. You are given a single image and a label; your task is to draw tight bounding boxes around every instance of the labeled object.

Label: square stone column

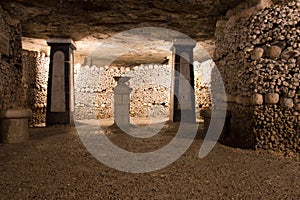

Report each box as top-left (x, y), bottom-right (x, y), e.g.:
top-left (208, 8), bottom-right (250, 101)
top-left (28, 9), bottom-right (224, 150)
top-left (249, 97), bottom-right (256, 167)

top-left (46, 39), bottom-right (76, 126)
top-left (169, 39), bottom-right (196, 122)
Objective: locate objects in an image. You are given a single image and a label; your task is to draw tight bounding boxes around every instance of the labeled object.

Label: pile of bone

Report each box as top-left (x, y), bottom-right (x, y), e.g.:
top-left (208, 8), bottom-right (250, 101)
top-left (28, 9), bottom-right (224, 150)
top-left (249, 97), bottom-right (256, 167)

top-left (22, 50), bottom-right (49, 126)
top-left (213, 0), bottom-right (300, 154)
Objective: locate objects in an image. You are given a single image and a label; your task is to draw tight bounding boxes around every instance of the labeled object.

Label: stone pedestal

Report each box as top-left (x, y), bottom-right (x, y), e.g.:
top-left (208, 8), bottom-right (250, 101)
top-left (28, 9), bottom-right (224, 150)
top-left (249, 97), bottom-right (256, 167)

top-left (0, 109), bottom-right (32, 143)
top-left (170, 39), bottom-right (196, 122)
top-left (113, 77), bottom-right (132, 128)
top-left (46, 39), bottom-right (76, 126)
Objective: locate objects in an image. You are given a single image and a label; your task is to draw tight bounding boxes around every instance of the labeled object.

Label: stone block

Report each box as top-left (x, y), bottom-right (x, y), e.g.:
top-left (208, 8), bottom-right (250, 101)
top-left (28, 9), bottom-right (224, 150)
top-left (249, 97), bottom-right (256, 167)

top-left (0, 109), bottom-right (32, 143)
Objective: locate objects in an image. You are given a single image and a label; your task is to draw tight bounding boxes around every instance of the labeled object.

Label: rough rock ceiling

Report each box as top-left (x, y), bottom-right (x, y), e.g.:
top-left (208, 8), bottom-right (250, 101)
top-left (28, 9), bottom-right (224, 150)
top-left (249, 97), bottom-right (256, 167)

top-left (1, 0), bottom-right (246, 66)
top-left (22, 35), bottom-right (215, 66)
top-left (1, 0), bottom-right (245, 41)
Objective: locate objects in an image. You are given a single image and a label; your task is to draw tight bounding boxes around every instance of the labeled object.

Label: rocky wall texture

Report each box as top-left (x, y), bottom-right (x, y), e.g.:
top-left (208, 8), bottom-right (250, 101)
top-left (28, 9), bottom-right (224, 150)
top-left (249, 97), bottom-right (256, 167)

top-left (214, 0), bottom-right (299, 155)
top-left (0, 5), bottom-right (23, 112)
top-left (21, 50), bottom-right (49, 127)
top-left (74, 63), bottom-right (212, 120)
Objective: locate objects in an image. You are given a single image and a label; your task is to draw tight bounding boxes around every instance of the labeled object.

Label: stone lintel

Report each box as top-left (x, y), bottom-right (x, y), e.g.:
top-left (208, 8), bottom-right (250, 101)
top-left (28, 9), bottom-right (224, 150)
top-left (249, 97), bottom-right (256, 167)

top-left (47, 38), bottom-right (77, 50)
top-left (172, 38), bottom-right (196, 49)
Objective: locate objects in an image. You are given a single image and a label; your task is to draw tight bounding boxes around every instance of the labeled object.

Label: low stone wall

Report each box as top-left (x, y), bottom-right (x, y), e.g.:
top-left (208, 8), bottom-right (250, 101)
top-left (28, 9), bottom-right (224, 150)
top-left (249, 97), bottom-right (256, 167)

top-left (0, 5), bottom-right (22, 111)
top-left (21, 50), bottom-right (49, 127)
top-left (214, 0), bottom-right (299, 155)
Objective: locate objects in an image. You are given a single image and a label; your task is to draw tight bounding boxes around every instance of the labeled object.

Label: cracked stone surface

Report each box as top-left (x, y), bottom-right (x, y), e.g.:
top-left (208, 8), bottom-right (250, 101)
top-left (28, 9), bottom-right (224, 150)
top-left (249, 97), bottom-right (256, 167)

top-left (1, 0), bottom-right (246, 65)
top-left (0, 0), bottom-right (246, 41)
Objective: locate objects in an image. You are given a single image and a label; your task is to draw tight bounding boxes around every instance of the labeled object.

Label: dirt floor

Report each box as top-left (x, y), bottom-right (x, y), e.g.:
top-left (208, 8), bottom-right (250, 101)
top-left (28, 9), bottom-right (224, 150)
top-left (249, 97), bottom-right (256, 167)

top-left (0, 118), bottom-right (299, 199)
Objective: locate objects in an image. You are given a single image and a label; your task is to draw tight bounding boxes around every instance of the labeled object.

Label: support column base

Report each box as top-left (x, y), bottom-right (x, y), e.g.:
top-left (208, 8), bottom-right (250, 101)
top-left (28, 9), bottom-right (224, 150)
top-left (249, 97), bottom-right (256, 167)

top-left (46, 112), bottom-right (74, 126)
top-left (0, 109), bottom-right (32, 144)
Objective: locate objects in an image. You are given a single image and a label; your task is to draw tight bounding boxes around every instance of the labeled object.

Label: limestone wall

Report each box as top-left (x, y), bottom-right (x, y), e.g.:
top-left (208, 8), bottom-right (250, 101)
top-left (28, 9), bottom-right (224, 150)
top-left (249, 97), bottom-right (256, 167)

top-left (0, 5), bottom-right (23, 112)
top-left (21, 50), bottom-right (49, 127)
top-left (214, 0), bottom-right (299, 155)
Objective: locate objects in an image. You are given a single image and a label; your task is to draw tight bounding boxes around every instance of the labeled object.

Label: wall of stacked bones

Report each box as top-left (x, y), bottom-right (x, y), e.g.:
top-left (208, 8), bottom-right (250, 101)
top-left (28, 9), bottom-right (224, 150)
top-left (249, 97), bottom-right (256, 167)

top-left (0, 5), bottom-right (23, 112)
top-left (214, 0), bottom-right (299, 155)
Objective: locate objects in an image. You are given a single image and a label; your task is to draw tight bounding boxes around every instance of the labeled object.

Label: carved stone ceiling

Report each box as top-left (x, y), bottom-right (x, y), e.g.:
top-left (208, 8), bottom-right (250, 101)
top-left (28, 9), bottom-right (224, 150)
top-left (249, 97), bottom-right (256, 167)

top-left (1, 0), bottom-right (246, 65)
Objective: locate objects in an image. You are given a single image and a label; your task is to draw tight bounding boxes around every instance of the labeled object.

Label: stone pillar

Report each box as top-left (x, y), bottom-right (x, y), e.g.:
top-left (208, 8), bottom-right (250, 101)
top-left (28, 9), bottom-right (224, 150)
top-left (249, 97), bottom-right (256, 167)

top-left (169, 39), bottom-right (196, 122)
top-left (113, 77), bottom-right (132, 128)
top-left (46, 39), bottom-right (76, 126)
top-left (0, 109), bottom-right (32, 143)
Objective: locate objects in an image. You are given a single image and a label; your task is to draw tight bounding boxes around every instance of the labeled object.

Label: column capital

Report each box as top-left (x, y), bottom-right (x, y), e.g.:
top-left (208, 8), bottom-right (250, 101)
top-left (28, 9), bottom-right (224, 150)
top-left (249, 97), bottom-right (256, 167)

top-left (172, 38), bottom-right (196, 49)
top-left (47, 38), bottom-right (76, 50)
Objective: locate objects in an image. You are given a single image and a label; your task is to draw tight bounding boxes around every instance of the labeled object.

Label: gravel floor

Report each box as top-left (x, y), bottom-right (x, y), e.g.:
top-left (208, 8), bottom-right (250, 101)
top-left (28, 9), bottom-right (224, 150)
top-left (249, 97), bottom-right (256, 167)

top-left (0, 119), bottom-right (299, 199)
